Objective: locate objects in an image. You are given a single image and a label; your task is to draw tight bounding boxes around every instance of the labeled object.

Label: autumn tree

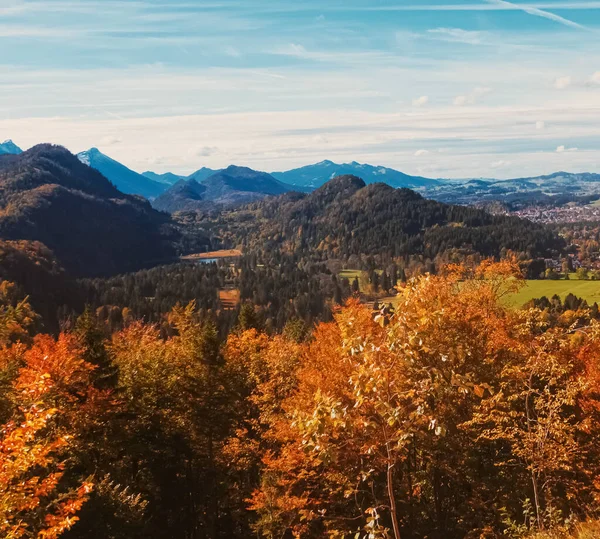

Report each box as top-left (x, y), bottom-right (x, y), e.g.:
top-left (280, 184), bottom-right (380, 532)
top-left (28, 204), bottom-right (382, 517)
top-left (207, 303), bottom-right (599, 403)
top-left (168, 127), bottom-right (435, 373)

top-left (249, 260), bottom-right (600, 538)
top-left (0, 333), bottom-right (97, 538)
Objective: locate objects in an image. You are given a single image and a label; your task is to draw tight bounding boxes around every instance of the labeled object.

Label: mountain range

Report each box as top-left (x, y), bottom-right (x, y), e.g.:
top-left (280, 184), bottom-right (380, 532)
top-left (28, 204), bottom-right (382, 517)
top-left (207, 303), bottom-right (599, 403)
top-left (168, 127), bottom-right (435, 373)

top-left (7, 141), bottom-right (600, 211)
top-left (153, 166), bottom-right (297, 212)
top-left (82, 150), bottom-right (600, 210)
top-left (424, 171), bottom-right (600, 207)
top-left (271, 160), bottom-right (439, 189)
top-left (0, 144), bottom-right (564, 283)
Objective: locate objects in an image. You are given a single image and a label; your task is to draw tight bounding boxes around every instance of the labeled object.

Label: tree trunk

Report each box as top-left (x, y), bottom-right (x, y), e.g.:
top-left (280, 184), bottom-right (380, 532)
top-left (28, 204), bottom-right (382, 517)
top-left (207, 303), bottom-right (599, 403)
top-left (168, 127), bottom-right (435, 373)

top-left (525, 375), bottom-right (543, 531)
top-left (383, 427), bottom-right (401, 539)
top-left (387, 461), bottom-right (402, 539)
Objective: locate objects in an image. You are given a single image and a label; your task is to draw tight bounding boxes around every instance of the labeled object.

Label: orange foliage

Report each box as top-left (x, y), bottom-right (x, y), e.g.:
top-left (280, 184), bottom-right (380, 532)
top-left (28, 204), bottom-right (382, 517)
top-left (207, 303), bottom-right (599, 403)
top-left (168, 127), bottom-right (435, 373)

top-left (0, 333), bottom-right (101, 538)
top-left (248, 261), bottom-right (600, 539)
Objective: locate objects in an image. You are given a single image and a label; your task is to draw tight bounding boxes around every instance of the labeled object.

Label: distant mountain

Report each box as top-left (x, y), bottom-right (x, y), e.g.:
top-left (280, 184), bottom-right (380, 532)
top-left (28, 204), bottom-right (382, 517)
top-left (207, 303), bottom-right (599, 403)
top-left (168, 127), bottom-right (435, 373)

top-left (187, 167), bottom-right (221, 182)
top-left (216, 174), bottom-right (563, 259)
top-left (422, 171), bottom-right (600, 207)
top-left (153, 165), bottom-right (298, 212)
top-left (272, 160), bottom-right (439, 189)
top-left (0, 144), bottom-right (177, 276)
top-left (77, 148), bottom-right (168, 199)
top-left (142, 171), bottom-right (185, 185)
top-left (203, 166), bottom-right (294, 203)
top-left (0, 139), bottom-right (22, 155)
top-left (153, 179), bottom-right (208, 213)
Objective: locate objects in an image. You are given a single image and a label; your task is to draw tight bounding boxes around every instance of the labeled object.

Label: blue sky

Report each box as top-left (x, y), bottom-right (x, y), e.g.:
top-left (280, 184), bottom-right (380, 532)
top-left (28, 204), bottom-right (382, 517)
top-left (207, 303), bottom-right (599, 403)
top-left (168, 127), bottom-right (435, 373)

top-left (1, 0), bottom-right (600, 177)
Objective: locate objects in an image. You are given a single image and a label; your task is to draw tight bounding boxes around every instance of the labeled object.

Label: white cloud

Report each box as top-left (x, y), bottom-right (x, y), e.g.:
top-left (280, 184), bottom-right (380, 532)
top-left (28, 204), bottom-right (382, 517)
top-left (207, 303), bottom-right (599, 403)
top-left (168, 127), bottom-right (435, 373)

top-left (591, 71), bottom-right (600, 84)
top-left (0, 24), bottom-right (81, 38)
top-left (428, 27), bottom-right (484, 45)
top-left (454, 86), bottom-right (492, 106)
top-left (536, 121), bottom-right (546, 130)
top-left (414, 149), bottom-right (429, 157)
top-left (554, 76), bottom-right (572, 89)
top-left (491, 159), bottom-right (510, 168)
top-left (224, 46), bottom-right (241, 58)
top-left (556, 145), bottom-right (578, 153)
top-left (412, 95), bottom-right (429, 107)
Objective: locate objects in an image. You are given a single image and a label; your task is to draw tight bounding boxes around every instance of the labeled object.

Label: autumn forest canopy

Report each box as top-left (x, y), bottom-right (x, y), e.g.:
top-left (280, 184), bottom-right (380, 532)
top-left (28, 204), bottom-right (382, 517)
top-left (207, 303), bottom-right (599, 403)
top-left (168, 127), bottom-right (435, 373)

top-left (3, 145), bottom-right (600, 539)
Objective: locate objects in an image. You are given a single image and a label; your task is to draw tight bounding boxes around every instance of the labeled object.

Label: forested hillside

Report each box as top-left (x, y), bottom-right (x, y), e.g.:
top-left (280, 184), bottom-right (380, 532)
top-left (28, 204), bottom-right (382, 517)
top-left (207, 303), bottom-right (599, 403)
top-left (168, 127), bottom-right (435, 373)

top-left (201, 175), bottom-right (564, 261)
top-left (0, 145), bottom-right (177, 276)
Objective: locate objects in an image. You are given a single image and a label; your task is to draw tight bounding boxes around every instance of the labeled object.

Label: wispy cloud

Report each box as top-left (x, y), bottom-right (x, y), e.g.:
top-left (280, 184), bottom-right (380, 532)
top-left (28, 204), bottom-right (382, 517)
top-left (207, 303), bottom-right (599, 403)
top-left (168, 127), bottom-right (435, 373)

top-left (491, 159), bottom-right (510, 168)
top-left (554, 75), bottom-right (572, 89)
top-left (485, 0), bottom-right (588, 30)
top-left (454, 87), bottom-right (492, 106)
top-left (318, 2), bottom-right (600, 12)
top-left (556, 144), bottom-right (578, 152)
top-left (0, 24), bottom-right (82, 38)
top-left (269, 43), bottom-right (398, 66)
top-left (412, 96), bottom-right (429, 107)
top-left (428, 28), bottom-right (485, 45)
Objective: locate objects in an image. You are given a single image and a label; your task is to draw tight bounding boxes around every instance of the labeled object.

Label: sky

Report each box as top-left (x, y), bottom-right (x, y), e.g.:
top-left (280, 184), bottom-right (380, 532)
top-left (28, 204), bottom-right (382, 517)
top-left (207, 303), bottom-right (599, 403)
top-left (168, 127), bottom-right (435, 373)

top-left (1, 0), bottom-right (600, 178)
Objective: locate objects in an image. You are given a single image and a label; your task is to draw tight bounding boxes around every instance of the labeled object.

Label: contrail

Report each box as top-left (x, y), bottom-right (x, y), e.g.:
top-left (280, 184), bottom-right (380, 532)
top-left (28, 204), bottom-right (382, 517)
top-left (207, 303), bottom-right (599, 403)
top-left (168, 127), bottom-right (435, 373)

top-left (485, 0), bottom-right (587, 30)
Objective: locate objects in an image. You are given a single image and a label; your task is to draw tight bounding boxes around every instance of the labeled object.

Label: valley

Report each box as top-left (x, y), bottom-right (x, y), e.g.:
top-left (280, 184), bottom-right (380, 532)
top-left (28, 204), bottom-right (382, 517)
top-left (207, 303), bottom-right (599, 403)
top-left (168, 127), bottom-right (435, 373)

top-left (2, 142), bottom-right (600, 539)
top-left (8, 1), bottom-right (600, 537)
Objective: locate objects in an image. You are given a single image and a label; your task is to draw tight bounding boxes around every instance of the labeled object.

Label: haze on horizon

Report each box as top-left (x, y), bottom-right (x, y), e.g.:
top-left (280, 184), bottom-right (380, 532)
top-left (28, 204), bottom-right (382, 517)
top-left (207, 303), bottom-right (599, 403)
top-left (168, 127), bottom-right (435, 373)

top-left (2, 0), bottom-right (600, 179)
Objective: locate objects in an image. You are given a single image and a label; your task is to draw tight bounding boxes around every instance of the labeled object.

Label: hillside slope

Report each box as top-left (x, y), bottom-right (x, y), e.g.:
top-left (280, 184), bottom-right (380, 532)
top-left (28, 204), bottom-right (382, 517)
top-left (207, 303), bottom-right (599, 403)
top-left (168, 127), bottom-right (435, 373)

top-left (0, 144), bottom-right (177, 276)
top-left (78, 148), bottom-right (168, 199)
top-left (142, 170), bottom-right (185, 185)
top-left (211, 175), bottom-right (564, 259)
top-left (153, 179), bottom-right (208, 213)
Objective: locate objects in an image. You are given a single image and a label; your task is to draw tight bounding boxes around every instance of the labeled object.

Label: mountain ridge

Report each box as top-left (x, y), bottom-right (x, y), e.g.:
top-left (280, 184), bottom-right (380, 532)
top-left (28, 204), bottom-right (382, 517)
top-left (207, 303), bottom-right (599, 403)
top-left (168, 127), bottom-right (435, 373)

top-left (0, 139), bottom-right (23, 155)
top-left (153, 165), bottom-right (299, 212)
top-left (6, 138), bottom-right (600, 205)
top-left (142, 170), bottom-right (185, 185)
top-left (77, 148), bottom-right (168, 199)
top-left (272, 160), bottom-right (439, 189)
top-left (0, 144), bottom-right (176, 276)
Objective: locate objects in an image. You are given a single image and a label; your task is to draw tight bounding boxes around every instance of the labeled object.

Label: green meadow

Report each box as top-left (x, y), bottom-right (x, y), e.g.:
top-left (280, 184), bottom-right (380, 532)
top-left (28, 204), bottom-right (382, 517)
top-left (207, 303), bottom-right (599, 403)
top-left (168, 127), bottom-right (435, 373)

top-left (505, 279), bottom-right (600, 308)
top-left (340, 270), bottom-right (600, 309)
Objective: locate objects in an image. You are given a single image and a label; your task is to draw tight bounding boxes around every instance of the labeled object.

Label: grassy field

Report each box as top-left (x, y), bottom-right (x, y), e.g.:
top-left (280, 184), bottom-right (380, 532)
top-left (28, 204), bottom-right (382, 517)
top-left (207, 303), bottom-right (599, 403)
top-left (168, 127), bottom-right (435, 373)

top-left (505, 279), bottom-right (600, 308)
top-left (339, 269), bottom-right (600, 309)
